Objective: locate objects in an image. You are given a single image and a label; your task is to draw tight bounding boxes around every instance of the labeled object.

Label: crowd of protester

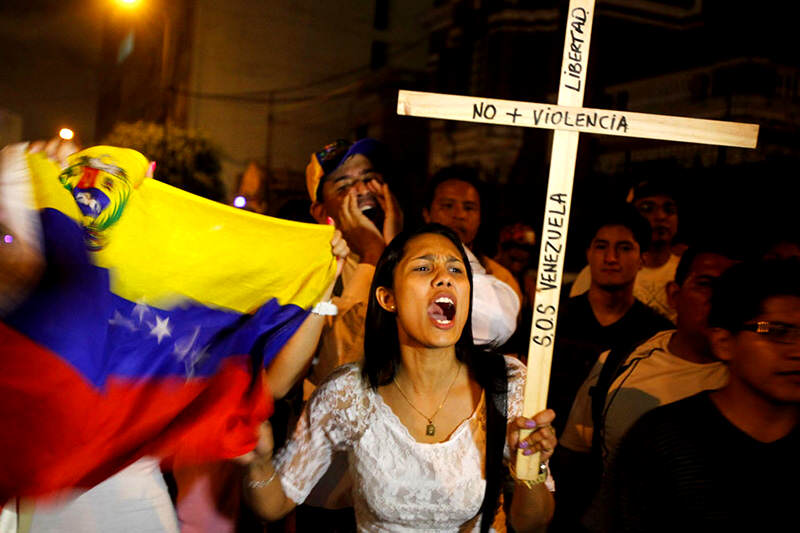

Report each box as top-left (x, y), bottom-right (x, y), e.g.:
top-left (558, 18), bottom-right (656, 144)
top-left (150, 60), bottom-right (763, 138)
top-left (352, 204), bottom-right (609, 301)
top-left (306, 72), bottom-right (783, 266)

top-left (1, 136), bottom-right (798, 532)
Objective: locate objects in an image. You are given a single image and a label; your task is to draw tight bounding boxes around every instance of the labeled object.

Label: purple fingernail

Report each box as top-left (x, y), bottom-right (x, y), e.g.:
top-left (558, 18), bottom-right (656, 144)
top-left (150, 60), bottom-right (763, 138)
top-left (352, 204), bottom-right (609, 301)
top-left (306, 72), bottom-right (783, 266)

top-left (525, 420), bottom-right (537, 429)
top-left (519, 441), bottom-right (529, 449)
top-left (523, 449), bottom-right (533, 456)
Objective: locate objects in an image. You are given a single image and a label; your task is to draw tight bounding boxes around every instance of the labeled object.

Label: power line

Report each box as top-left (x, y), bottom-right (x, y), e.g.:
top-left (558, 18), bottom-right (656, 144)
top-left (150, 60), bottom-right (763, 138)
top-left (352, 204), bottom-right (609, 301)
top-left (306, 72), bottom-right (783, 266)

top-left (176, 67), bottom-right (373, 108)
top-left (176, 33), bottom-right (428, 104)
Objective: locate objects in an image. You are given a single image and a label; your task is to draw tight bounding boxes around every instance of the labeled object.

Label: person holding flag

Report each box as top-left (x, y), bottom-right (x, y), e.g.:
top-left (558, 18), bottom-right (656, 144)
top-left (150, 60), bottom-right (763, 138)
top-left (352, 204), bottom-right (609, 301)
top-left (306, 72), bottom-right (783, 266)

top-left (0, 138), bottom-right (349, 531)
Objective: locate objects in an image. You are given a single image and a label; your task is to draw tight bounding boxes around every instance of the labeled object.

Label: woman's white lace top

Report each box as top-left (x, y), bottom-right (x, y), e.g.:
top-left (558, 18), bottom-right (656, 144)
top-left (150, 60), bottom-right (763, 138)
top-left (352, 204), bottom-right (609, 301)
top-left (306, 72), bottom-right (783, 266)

top-left (274, 356), bottom-right (553, 532)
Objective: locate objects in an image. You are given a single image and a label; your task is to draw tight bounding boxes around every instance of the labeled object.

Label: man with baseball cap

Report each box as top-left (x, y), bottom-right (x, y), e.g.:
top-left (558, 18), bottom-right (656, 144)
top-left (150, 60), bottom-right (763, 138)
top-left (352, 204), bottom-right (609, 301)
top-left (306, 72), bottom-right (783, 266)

top-left (304, 138), bottom-right (403, 386)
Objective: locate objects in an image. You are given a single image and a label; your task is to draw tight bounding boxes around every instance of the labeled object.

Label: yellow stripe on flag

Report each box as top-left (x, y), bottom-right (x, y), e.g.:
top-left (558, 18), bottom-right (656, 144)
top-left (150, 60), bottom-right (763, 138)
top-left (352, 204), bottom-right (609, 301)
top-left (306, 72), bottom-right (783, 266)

top-left (97, 179), bottom-right (335, 312)
top-left (28, 146), bottom-right (336, 313)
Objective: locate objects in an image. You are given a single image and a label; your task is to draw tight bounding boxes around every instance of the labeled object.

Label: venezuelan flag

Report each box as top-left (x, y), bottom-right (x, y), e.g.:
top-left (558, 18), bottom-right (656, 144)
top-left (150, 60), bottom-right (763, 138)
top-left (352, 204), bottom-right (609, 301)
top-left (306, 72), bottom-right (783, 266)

top-left (0, 145), bottom-right (336, 500)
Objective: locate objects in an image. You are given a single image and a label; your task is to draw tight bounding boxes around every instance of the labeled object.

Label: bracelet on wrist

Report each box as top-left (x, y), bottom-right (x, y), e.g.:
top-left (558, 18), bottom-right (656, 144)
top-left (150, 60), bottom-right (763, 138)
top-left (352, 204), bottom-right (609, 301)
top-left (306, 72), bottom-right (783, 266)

top-left (248, 468), bottom-right (278, 489)
top-left (508, 460), bottom-right (548, 489)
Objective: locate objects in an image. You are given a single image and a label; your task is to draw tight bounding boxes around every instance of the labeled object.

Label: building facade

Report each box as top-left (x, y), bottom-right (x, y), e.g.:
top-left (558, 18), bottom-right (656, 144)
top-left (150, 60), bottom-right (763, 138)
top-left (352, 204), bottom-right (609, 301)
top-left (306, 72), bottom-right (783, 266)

top-left (423, 0), bottom-right (800, 255)
top-left (98, 0), bottom-right (433, 211)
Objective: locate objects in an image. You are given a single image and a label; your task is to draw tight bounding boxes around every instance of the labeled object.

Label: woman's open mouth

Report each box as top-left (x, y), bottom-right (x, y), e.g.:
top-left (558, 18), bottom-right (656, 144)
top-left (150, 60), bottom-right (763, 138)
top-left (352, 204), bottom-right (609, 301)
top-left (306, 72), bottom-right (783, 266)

top-left (427, 294), bottom-right (457, 329)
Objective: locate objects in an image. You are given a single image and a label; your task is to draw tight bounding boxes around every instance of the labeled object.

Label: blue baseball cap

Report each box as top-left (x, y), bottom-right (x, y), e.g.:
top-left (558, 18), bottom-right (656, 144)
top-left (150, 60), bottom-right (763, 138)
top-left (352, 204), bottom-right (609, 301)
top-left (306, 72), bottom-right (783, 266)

top-left (305, 138), bottom-right (389, 201)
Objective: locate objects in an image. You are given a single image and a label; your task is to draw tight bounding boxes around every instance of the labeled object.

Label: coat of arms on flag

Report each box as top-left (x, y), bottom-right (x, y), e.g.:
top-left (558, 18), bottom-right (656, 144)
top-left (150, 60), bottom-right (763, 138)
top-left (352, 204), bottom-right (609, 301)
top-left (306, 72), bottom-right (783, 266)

top-left (0, 143), bottom-right (336, 500)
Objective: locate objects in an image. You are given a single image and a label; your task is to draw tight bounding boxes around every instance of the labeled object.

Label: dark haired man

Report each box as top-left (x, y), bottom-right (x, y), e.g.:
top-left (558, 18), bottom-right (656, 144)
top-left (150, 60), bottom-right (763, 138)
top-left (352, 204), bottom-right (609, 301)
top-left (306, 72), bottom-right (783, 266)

top-left (571, 179), bottom-right (682, 323)
top-left (549, 205), bottom-right (673, 436)
top-left (305, 138), bottom-right (403, 384)
top-left (603, 258), bottom-right (800, 532)
top-left (554, 245), bottom-right (736, 531)
top-left (422, 165), bottom-right (521, 346)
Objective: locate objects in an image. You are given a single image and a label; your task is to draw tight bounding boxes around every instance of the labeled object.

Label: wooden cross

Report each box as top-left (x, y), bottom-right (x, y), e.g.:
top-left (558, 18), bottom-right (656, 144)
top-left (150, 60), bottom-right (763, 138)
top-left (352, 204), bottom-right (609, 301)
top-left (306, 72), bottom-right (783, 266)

top-left (397, 0), bottom-right (758, 480)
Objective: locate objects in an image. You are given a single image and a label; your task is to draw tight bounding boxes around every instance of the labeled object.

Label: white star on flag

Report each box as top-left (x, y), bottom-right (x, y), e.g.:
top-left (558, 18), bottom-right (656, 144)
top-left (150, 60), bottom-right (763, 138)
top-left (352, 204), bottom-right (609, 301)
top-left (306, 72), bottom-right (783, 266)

top-left (174, 326), bottom-right (201, 359)
top-left (184, 345), bottom-right (211, 379)
top-left (132, 300), bottom-right (150, 324)
top-left (148, 315), bottom-right (173, 344)
top-left (108, 310), bottom-right (137, 331)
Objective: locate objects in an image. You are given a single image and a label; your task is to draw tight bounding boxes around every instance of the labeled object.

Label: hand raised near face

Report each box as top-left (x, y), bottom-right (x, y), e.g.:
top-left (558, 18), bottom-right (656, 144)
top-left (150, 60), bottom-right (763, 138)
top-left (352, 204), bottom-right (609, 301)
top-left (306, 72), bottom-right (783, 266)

top-left (366, 180), bottom-right (403, 245)
top-left (337, 190), bottom-right (385, 265)
top-left (328, 221), bottom-right (349, 278)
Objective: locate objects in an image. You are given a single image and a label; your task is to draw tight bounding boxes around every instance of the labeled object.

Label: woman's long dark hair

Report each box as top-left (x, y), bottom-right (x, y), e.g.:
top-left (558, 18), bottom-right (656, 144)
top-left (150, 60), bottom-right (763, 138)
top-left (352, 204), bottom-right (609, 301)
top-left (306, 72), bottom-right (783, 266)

top-left (362, 223), bottom-right (476, 388)
top-left (361, 223), bottom-right (507, 532)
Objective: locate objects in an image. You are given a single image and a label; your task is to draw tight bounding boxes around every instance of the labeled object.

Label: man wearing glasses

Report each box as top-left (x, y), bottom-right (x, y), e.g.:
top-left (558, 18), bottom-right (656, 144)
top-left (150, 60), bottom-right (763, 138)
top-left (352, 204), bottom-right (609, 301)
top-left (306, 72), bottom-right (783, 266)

top-left (600, 258), bottom-right (800, 532)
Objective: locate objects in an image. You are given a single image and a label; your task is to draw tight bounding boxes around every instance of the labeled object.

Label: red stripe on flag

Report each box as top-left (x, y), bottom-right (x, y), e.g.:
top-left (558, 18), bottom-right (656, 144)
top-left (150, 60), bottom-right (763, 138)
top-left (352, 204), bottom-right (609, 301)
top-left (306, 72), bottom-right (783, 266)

top-left (0, 322), bottom-right (272, 501)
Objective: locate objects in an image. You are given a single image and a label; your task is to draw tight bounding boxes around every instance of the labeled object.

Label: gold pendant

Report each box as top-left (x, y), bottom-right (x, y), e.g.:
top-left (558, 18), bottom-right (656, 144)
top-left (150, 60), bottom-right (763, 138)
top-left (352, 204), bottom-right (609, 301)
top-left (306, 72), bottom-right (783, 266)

top-left (426, 423), bottom-right (435, 436)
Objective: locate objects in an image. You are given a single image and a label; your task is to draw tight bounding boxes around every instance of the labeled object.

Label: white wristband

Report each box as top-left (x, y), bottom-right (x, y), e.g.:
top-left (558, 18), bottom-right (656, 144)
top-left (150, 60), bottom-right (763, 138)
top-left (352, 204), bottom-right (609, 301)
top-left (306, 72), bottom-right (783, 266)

top-left (311, 300), bottom-right (338, 316)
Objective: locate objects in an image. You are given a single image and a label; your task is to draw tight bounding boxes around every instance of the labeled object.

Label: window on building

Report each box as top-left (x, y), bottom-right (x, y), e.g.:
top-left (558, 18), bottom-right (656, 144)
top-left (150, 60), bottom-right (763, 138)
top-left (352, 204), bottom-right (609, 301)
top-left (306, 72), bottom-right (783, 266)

top-left (616, 90), bottom-right (629, 110)
top-left (371, 41), bottom-right (388, 70)
top-left (429, 29), bottom-right (446, 56)
top-left (689, 74), bottom-right (709, 102)
top-left (374, 0), bottom-right (389, 30)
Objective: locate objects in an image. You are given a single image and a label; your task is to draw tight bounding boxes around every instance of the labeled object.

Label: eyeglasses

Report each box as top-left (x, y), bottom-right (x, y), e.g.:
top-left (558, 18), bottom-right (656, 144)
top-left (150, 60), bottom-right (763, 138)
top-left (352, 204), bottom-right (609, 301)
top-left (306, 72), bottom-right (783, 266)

top-left (740, 321), bottom-right (800, 344)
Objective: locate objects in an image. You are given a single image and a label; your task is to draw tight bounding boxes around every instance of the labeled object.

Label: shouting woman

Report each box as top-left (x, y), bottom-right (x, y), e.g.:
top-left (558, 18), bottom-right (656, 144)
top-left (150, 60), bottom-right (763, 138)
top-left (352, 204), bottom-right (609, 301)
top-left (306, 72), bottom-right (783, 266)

top-left (242, 224), bottom-right (557, 532)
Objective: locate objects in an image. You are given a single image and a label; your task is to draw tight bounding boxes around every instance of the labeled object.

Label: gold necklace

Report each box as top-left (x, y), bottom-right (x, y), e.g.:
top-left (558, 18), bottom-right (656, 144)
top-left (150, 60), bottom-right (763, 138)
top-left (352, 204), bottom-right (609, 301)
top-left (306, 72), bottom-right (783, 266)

top-left (393, 363), bottom-right (461, 436)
